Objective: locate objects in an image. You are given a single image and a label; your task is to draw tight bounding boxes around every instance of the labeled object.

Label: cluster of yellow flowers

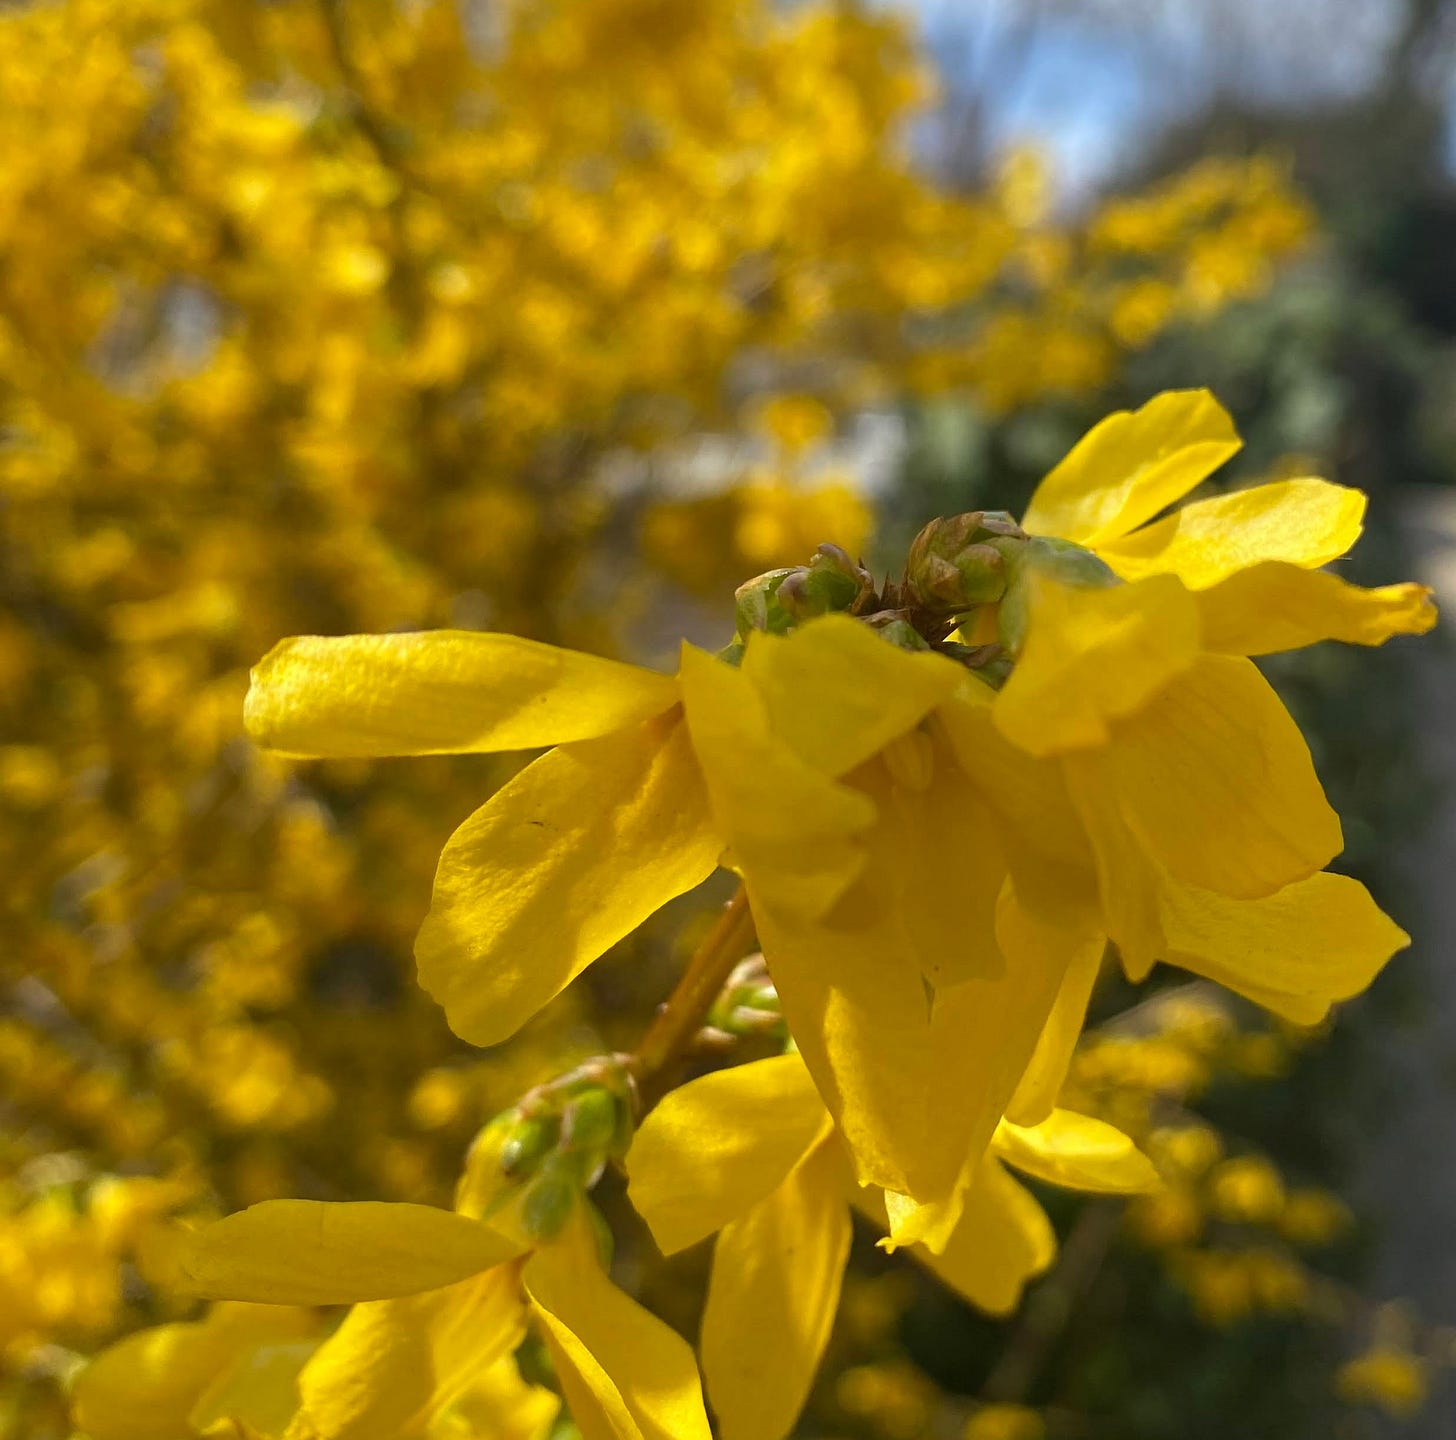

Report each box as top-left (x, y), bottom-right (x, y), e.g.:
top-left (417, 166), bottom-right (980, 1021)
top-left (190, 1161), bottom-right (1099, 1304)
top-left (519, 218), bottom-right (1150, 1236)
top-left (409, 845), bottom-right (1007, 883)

top-left (70, 388), bottom-right (1434, 1438)
top-left (0, 0), bottom-right (1320, 1419)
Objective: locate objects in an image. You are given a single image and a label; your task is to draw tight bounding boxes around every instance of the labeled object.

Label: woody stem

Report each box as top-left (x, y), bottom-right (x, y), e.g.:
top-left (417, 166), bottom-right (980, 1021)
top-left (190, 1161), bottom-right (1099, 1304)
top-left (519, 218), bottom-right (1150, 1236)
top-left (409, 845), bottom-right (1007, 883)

top-left (629, 885), bottom-right (755, 1107)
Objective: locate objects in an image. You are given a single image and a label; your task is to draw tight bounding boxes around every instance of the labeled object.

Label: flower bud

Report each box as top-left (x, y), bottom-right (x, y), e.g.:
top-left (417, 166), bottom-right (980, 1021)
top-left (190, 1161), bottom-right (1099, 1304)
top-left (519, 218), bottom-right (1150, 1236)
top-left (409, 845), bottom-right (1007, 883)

top-left (864, 611), bottom-right (930, 651)
top-left (906, 512), bottom-right (1026, 614)
top-left (560, 1087), bottom-right (621, 1156)
top-left (518, 1152), bottom-right (583, 1243)
top-left (776, 544), bottom-right (874, 622)
top-left (734, 568), bottom-right (799, 638)
top-left (498, 1112), bottom-right (558, 1178)
top-left (997, 535), bottom-right (1120, 656)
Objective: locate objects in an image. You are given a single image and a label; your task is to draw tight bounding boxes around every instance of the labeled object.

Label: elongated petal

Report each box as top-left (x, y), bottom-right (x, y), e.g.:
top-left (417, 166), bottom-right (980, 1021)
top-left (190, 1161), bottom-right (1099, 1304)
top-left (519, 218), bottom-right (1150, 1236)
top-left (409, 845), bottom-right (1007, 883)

top-left (919, 1160), bottom-right (1057, 1315)
top-left (1005, 937), bottom-right (1105, 1127)
top-left (870, 737), bottom-right (1007, 986)
top-left (1022, 390), bottom-right (1240, 547)
top-left (701, 1138), bottom-right (852, 1440)
top-left (1158, 869), bottom-right (1409, 1024)
top-left (246, 631), bottom-right (678, 757)
top-left (415, 712), bottom-right (720, 1048)
top-left (1062, 758), bottom-right (1166, 979)
top-left (447, 1359), bottom-right (561, 1440)
top-left (1093, 655), bottom-right (1342, 899)
top-left (761, 866), bottom-right (1068, 1203)
top-left (72, 1305), bottom-right (316, 1440)
top-left (936, 688), bottom-right (1092, 873)
top-left (144, 1201), bottom-right (522, 1305)
top-left (626, 1054), bottom-right (828, 1255)
top-left (855, 1163), bottom-right (1055, 1316)
top-left (994, 1111), bottom-right (1159, 1194)
top-left (876, 883), bottom-right (1095, 1249)
top-left (1196, 563), bottom-right (1437, 656)
top-left (994, 573), bottom-right (1201, 757)
top-left (190, 1339), bottom-right (316, 1438)
top-left (288, 1265), bottom-right (528, 1440)
top-left (741, 616), bottom-right (964, 777)
top-left (680, 643), bottom-right (874, 922)
top-left (525, 1222), bottom-right (712, 1440)
top-left (1096, 478), bottom-right (1365, 586)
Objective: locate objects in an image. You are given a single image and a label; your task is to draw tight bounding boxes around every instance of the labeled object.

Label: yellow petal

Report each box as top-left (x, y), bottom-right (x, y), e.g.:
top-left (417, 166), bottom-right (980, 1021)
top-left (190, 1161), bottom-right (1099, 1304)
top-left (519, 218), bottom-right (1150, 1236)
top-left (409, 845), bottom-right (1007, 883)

top-left (524, 1220), bottom-right (712, 1440)
top-left (759, 869), bottom-right (1069, 1202)
top-left (245, 631), bottom-right (677, 758)
top-left (626, 1054), bottom-right (828, 1256)
top-left (1021, 390), bottom-right (1240, 547)
top-left (865, 739), bottom-right (1007, 986)
top-left (1195, 563), bottom-right (1437, 656)
top-left (1089, 655), bottom-right (1342, 899)
top-left (855, 1163), bottom-right (1055, 1317)
top-left (1096, 478), bottom-right (1365, 587)
top-left (936, 687), bottom-right (1092, 874)
top-left (1005, 937), bottom-right (1105, 1127)
top-left (445, 1357), bottom-right (561, 1440)
top-left (72, 1305), bottom-right (316, 1440)
top-left (917, 1160), bottom-right (1057, 1315)
top-left (993, 572), bottom-right (1201, 758)
top-left (415, 712), bottom-right (720, 1048)
top-left (875, 883), bottom-right (1096, 1250)
top-left (287, 1265), bottom-right (528, 1440)
top-left (740, 615), bottom-right (964, 777)
top-left (701, 1137), bottom-right (852, 1440)
top-left (679, 643), bottom-right (874, 922)
top-left (144, 1201), bottom-right (522, 1305)
top-left (190, 1340), bottom-right (315, 1437)
top-left (994, 1110), bottom-right (1159, 1194)
top-left (1157, 869), bottom-right (1409, 1024)
top-left (1061, 758), bottom-right (1166, 979)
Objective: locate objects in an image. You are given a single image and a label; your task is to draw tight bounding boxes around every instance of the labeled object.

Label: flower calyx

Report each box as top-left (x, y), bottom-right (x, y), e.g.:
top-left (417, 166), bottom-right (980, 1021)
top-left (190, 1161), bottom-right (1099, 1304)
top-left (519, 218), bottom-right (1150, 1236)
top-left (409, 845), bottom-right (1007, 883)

top-left (455, 1054), bottom-right (636, 1243)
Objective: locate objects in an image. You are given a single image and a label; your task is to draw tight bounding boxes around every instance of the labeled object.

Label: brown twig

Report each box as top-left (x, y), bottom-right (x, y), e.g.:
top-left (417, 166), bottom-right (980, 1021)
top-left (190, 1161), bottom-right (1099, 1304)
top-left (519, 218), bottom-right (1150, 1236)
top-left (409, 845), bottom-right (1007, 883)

top-left (628, 886), bottom-right (755, 1110)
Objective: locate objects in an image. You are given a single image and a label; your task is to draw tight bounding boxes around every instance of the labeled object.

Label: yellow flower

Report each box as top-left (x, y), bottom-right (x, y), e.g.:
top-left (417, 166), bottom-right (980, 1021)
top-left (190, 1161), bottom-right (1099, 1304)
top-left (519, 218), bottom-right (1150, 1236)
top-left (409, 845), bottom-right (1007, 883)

top-left (71, 1291), bottom-right (558, 1440)
top-left (95, 1198), bottom-right (708, 1440)
top-left (243, 388), bottom-right (1425, 1216)
top-left (1336, 1345), bottom-right (1429, 1419)
top-left (625, 1052), bottom-right (1156, 1440)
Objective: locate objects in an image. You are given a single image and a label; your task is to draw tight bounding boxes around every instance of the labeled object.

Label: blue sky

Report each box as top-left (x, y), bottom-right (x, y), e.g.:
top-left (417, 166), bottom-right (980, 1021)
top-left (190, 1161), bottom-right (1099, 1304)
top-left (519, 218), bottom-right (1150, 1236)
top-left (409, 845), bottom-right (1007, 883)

top-left (898, 0), bottom-right (1454, 198)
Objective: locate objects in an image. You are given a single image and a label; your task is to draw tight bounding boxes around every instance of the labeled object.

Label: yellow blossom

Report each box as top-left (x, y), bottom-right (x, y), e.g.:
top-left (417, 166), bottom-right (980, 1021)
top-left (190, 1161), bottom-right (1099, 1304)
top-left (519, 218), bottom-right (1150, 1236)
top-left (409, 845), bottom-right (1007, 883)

top-left (625, 1051), bottom-right (1156, 1440)
top-left (101, 1200), bottom-right (708, 1440)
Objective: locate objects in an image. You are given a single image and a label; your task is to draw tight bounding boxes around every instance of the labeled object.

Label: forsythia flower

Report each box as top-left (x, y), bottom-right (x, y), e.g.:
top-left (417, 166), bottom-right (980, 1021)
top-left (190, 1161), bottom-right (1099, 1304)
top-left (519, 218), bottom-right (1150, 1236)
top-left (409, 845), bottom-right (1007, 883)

top-left (624, 1052), bottom-right (1157, 1440)
top-left (242, 389), bottom-right (1430, 1226)
top-left (87, 1199), bottom-right (708, 1439)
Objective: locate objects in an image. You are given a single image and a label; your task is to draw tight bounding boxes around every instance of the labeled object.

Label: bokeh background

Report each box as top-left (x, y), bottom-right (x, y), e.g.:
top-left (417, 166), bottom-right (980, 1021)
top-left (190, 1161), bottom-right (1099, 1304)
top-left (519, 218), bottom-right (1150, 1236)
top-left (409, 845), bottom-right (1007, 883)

top-left (1, 2), bottom-right (1453, 1437)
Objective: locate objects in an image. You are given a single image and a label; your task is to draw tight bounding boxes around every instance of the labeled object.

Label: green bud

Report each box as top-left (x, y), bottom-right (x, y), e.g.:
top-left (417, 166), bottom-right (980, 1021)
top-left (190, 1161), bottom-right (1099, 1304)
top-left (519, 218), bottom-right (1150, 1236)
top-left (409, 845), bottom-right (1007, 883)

top-left (518, 1153), bottom-right (581, 1243)
top-left (498, 1112), bottom-right (558, 1179)
top-left (734, 568), bottom-right (799, 638)
top-left (560, 1087), bottom-right (620, 1156)
top-left (864, 611), bottom-right (930, 651)
top-left (906, 513), bottom-right (1027, 614)
top-left (997, 535), bottom-right (1119, 656)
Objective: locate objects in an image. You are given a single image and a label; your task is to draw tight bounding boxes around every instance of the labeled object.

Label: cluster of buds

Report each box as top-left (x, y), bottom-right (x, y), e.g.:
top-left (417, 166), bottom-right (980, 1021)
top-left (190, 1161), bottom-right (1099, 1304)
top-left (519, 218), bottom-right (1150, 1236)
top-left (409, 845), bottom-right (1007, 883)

top-left (727, 511), bottom-right (1120, 687)
top-left (455, 1055), bottom-right (636, 1243)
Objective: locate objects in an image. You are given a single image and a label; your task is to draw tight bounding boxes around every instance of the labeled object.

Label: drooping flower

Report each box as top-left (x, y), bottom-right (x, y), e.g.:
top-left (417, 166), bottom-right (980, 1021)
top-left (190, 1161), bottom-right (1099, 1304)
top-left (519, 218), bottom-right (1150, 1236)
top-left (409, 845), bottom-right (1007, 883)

top-left (624, 1051), bottom-right (1157, 1440)
top-left (120, 1198), bottom-right (711, 1440)
top-left (243, 388), bottom-right (1429, 1213)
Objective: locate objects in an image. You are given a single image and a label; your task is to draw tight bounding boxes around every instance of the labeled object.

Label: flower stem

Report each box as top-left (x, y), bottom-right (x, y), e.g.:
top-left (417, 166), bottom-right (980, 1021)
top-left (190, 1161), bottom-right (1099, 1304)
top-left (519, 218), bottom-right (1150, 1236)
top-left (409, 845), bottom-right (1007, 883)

top-left (629, 885), bottom-right (754, 1108)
